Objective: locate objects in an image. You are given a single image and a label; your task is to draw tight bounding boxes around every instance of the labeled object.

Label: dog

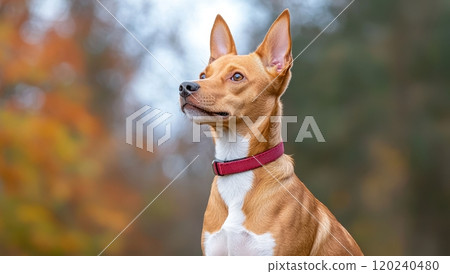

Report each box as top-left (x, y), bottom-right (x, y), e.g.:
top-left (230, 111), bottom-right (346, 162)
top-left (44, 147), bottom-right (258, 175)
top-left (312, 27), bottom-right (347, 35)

top-left (179, 9), bottom-right (363, 256)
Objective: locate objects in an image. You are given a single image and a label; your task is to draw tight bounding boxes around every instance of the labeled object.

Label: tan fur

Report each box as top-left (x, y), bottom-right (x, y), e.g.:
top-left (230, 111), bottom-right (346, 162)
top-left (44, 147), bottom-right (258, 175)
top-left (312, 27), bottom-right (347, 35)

top-left (201, 177), bottom-right (228, 254)
top-left (181, 9), bottom-right (363, 256)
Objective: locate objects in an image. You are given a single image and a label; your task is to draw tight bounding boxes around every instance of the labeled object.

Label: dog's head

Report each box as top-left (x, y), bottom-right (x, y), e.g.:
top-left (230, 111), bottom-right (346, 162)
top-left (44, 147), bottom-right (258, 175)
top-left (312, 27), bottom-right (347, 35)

top-left (180, 9), bottom-right (292, 128)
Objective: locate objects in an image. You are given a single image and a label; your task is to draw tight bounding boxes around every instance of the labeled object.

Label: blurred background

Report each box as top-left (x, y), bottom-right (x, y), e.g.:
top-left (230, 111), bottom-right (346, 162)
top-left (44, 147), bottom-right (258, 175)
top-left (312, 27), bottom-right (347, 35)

top-left (0, 0), bottom-right (449, 255)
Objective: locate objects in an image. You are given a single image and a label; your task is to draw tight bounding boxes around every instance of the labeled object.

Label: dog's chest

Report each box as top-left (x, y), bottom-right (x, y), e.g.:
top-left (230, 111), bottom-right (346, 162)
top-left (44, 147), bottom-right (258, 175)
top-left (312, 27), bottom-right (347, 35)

top-left (203, 134), bottom-right (275, 255)
top-left (203, 171), bottom-right (276, 255)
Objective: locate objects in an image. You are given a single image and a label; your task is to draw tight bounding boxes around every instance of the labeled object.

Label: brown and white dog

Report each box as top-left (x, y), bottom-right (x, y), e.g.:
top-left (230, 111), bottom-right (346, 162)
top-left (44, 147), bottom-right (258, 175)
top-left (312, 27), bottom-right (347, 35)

top-left (179, 9), bottom-right (363, 256)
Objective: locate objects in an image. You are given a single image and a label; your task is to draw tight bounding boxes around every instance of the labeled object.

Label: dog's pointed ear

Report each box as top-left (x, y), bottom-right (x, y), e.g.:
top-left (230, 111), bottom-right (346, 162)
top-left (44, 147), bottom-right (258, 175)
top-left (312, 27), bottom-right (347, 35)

top-left (255, 9), bottom-right (292, 73)
top-left (209, 15), bottom-right (237, 64)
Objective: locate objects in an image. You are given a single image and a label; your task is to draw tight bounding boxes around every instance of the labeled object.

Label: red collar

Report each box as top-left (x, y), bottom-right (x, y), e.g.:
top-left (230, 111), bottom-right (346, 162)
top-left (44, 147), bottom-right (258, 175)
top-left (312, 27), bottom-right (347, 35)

top-left (212, 142), bottom-right (284, 176)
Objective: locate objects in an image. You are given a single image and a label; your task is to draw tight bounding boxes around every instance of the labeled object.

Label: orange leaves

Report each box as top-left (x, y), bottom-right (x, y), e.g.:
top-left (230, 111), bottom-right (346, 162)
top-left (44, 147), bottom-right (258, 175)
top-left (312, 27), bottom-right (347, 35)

top-left (0, 0), bottom-right (158, 255)
top-left (42, 93), bottom-right (104, 139)
top-left (0, 25), bottom-right (84, 86)
top-left (0, 103), bottom-right (135, 254)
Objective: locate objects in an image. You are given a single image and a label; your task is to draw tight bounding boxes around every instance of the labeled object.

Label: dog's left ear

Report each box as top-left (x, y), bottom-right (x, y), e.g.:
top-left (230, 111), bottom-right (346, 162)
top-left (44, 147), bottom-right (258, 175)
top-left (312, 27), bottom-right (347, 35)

top-left (255, 9), bottom-right (292, 74)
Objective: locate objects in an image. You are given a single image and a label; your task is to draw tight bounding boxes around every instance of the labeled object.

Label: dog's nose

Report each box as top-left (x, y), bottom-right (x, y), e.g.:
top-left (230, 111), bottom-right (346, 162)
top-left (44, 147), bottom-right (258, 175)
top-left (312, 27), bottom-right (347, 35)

top-left (179, 81), bottom-right (200, 98)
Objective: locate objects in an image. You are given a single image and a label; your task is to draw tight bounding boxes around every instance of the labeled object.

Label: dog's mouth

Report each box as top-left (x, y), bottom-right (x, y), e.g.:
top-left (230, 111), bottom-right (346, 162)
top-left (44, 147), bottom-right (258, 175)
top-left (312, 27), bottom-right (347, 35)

top-left (182, 103), bottom-right (229, 118)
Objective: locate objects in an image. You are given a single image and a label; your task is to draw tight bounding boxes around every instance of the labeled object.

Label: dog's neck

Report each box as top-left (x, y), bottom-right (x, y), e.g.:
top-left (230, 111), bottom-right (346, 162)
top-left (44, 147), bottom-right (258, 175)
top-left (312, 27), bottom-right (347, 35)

top-left (213, 114), bottom-right (283, 161)
top-left (214, 129), bottom-right (249, 161)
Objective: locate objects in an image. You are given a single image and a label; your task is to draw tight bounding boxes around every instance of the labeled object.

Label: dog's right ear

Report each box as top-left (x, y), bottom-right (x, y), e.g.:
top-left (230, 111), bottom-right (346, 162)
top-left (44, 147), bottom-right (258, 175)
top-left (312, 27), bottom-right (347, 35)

top-left (255, 9), bottom-right (292, 74)
top-left (209, 15), bottom-right (237, 64)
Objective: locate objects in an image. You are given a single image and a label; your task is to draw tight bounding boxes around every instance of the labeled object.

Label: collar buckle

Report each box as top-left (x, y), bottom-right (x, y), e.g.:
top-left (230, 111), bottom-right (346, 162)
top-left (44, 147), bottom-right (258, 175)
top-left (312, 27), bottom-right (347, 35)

top-left (211, 160), bottom-right (224, 176)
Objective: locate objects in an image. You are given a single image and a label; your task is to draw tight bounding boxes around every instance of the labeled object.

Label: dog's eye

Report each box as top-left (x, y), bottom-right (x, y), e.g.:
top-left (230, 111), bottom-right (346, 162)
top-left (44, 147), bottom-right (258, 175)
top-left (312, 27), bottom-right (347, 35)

top-left (231, 72), bottom-right (244, 81)
top-left (200, 73), bottom-right (206, 79)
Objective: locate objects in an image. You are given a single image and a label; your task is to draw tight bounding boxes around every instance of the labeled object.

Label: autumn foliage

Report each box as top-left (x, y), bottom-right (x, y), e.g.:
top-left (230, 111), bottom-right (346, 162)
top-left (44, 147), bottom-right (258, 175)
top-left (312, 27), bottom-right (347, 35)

top-left (0, 0), bottom-right (146, 255)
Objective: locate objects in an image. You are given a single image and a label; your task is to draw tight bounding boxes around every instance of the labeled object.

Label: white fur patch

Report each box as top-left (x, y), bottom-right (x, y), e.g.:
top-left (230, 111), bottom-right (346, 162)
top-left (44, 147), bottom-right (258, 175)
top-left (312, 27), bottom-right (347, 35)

top-left (204, 134), bottom-right (276, 256)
